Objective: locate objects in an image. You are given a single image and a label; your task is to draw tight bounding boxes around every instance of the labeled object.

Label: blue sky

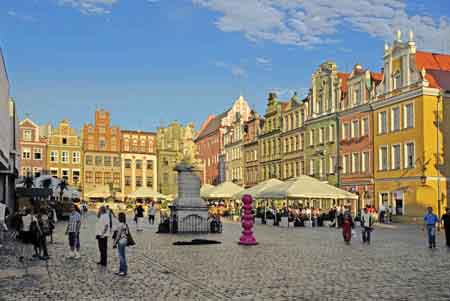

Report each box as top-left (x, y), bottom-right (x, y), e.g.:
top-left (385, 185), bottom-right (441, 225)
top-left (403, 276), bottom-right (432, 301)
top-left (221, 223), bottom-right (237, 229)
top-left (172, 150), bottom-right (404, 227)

top-left (1, 0), bottom-right (450, 132)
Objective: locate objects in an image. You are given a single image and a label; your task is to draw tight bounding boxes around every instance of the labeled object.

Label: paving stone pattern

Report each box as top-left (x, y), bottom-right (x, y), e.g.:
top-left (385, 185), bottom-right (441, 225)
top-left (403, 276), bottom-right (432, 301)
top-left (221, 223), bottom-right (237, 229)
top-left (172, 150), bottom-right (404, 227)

top-left (1, 215), bottom-right (450, 300)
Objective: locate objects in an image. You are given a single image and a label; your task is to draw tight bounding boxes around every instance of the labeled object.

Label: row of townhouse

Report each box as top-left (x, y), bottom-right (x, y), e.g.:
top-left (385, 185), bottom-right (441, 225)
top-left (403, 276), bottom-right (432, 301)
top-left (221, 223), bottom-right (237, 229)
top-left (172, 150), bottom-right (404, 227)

top-left (19, 110), bottom-right (203, 201)
top-left (0, 48), bottom-right (19, 212)
top-left (201, 31), bottom-right (450, 221)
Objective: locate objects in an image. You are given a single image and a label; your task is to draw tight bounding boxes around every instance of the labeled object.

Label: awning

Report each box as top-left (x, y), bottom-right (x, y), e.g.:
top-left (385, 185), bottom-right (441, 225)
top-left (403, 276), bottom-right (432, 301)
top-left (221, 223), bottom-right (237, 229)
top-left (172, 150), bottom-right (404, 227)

top-left (85, 185), bottom-right (111, 199)
top-left (255, 175), bottom-right (358, 200)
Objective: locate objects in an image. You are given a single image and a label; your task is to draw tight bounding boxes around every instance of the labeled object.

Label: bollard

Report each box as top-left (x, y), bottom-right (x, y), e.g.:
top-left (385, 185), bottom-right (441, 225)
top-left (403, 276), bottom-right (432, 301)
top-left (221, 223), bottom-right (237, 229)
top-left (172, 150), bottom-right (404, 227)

top-left (238, 194), bottom-right (257, 245)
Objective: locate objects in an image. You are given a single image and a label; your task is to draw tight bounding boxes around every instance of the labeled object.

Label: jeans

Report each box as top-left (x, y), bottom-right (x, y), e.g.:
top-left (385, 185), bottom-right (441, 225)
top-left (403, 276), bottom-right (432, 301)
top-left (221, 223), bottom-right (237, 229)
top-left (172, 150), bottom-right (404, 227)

top-left (117, 238), bottom-right (127, 274)
top-left (362, 227), bottom-right (371, 243)
top-left (426, 225), bottom-right (436, 248)
top-left (97, 237), bottom-right (108, 266)
top-left (40, 235), bottom-right (48, 257)
top-left (148, 215), bottom-right (155, 225)
top-left (69, 232), bottom-right (79, 251)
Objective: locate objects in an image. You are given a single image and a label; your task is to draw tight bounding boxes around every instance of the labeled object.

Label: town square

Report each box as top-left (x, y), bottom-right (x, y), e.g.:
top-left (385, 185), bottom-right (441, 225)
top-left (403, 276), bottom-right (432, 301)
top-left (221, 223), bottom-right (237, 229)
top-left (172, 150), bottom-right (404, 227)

top-left (1, 0), bottom-right (450, 300)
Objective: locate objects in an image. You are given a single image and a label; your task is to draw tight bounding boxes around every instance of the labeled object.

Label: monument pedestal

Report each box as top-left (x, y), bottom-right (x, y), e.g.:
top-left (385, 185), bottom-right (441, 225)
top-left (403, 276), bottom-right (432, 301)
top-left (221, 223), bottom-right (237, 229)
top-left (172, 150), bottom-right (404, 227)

top-left (170, 162), bottom-right (209, 233)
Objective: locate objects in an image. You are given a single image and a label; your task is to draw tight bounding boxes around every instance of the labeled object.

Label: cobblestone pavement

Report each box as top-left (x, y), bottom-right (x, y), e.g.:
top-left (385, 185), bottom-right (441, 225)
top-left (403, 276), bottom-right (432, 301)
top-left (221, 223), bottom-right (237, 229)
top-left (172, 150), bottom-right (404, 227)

top-left (1, 214), bottom-right (450, 300)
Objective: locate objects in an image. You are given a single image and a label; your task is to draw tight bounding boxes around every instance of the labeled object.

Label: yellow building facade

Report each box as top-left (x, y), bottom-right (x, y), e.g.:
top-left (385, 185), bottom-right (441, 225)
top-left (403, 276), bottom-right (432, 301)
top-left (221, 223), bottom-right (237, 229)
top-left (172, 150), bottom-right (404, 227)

top-left (46, 120), bottom-right (82, 189)
top-left (373, 31), bottom-right (450, 221)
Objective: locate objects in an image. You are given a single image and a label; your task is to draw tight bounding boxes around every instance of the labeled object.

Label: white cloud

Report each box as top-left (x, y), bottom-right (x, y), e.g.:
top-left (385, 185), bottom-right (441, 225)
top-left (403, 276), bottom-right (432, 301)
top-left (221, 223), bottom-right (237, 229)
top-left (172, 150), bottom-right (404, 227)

top-left (7, 10), bottom-right (36, 22)
top-left (215, 61), bottom-right (247, 77)
top-left (58, 0), bottom-right (118, 15)
top-left (256, 57), bottom-right (271, 65)
top-left (193, 0), bottom-right (450, 52)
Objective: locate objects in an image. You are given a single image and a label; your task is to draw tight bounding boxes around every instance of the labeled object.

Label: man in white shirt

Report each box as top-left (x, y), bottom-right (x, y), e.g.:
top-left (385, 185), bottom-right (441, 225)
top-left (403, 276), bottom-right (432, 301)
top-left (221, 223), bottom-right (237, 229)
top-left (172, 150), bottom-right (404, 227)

top-left (0, 202), bottom-right (9, 247)
top-left (95, 206), bottom-right (110, 266)
top-left (361, 207), bottom-right (374, 244)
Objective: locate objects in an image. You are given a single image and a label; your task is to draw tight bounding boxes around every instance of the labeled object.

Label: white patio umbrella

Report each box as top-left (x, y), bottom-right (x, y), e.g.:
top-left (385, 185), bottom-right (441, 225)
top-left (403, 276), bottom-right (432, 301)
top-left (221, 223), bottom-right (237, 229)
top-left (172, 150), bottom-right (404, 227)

top-left (204, 181), bottom-right (244, 200)
top-left (255, 175), bottom-right (358, 200)
top-left (128, 187), bottom-right (168, 200)
top-left (233, 178), bottom-right (284, 200)
top-left (200, 184), bottom-right (215, 198)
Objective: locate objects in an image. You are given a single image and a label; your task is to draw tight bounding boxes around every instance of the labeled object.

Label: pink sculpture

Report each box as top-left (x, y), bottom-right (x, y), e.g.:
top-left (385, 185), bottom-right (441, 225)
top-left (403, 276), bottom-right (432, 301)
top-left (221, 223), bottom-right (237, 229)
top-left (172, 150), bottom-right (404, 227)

top-left (239, 194), bottom-right (257, 245)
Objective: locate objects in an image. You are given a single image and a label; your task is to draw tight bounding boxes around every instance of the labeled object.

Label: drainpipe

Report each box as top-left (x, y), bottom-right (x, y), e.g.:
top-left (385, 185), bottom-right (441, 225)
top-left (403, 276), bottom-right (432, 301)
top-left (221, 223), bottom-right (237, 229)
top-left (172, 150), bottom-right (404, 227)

top-left (336, 112), bottom-right (341, 187)
top-left (437, 91), bottom-right (442, 219)
top-left (368, 103), bottom-right (375, 208)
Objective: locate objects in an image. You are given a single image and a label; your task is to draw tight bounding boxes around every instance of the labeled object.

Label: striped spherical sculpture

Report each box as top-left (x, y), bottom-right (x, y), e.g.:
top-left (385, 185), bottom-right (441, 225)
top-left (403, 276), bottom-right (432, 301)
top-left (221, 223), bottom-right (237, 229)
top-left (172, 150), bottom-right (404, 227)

top-left (238, 194), bottom-right (257, 245)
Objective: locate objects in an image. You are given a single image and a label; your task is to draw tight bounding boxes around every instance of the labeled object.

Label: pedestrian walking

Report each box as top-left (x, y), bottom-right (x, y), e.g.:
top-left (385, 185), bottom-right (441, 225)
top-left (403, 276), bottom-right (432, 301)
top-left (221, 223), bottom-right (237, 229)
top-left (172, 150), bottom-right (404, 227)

top-left (148, 202), bottom-right (156, 225)
top-left (441, 207), bottom-right (450, 247)
top-left (106, 205), bottom-right (115, 233)
top-left (114, 212), bottom-right (130, 276)
top-left (361, 207), bottom-right (374, 244)
top-left (37, 208), bottom-right (50, 260)
top-left (379, 203), bottom-right (386, 224)
top-left (80, 201), bottom-right (89, 225)
top-left (19, 208), bottom-right (39, 261)
top-left (342, 207), bottom-right (354, 244)
top-left (66, 205), bottom-right (81, 259)
top-left (95, 206), bottom-right (110, 266)
top-left (423, 207), bottom-right (439, 249)
top-left (135, 203), bottom-right (144, 231)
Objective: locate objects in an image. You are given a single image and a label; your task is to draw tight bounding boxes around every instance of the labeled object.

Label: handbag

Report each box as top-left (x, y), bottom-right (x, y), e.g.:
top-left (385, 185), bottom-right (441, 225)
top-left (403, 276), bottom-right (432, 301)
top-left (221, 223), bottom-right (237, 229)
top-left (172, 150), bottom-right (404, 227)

top-left (126, 225), bottom-right (135, 247)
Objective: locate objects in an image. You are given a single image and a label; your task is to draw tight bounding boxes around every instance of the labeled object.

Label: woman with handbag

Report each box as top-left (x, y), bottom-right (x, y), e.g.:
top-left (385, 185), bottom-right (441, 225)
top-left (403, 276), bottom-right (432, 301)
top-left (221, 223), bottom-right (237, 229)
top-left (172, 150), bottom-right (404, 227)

top-left (113, 212), bottom-right (133, 276)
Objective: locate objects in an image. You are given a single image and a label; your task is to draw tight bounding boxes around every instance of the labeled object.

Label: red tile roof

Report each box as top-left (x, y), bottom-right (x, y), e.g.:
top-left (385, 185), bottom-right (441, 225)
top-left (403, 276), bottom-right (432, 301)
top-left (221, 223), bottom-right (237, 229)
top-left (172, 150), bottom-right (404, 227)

top-left (371, 72), bottom-right (383, 82)
top-left (427, 70), bottom-right (450, 90)
top-left (337, 72), bottom-right (350, 92)
top-left (416, 51), bottom-right (450, 71)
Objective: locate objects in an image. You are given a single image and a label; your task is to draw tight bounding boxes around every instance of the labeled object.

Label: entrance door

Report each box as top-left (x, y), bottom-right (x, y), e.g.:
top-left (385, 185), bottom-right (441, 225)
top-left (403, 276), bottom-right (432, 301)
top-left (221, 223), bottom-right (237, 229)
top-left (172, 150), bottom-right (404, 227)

top-left (393, 191), bottom-right (404, 216)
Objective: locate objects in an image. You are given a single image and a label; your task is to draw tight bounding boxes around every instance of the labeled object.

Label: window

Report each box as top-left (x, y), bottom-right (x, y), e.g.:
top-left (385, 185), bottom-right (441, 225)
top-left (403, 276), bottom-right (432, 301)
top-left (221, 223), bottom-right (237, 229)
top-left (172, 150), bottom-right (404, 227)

top-left (146, 177), bottom-right (153, 187)
top-left (391, 107), bottom-right (400, 131)
top-left (50, 168), bottom-right (58, 178)
top-left (319, 128), bottom-right (324, 144)
top-left (62, 138), bottom-right (67, 145)
top-left (391, 145), bottom-right (401, 170)
top-left (85, 155), bottom-right (93, 165)
top-left (104, 156), bottom-right (111, 166)
top-left (295, 135), bottom-right (299, 150)
top-left (113, 157), bottom-right (121, 167)
top-left (393, 72), bottom-right (402, 89)
top-left (125, 159), bottom-right (132, 169)
top-left (95, 156), bottom-right (102, 166)
top-left (300, 133), bottom-right (304, 150)
top-left (309, 159), bottom-right (314, 176)
top-left (147, 160), bottom-right (154, 170)
top-left (345, 155), bottom-right (350, 175)
top-left (85, 171), bottom-right (93, 184)
top-left (329, 125), bottom-right (335, 142)
top-left (319, 159), bottom-right (324, 176)
top-left (136, 176), bottom-right (142, 187)
top-left (22, 148), bottom-right (31, 160)
top-left (404, 103), bottom-right (414, 129)
top-left (33, 148), bottom-right (42, 160)
top-left (114, 172), bottom-right (120, 185)
top-left (136, 160), bottom-right (143, 169)
top-left (361, 117), bottom-right (369, 136)
top-left (309, 130), bottom-right (314, 146)
top-left (99, 138), bottom-right (106, 150)
top-left (125, 176), bottom-right (131, 186)
top-left (362, 152), bottom-right (369, 173)
top-left (104, 172), bottom-right (112, 184)
top-left (61, 151), bottom-right (69, 163)
top-left (33, 168), bottom-right (42, 178)
top-left (72, 170), bottom-right (80, 184)
top-left (379, 146), bottom-right (388, 171)
top-left (23, 130), bottom-right (32, 141)
top-left (353, 87), bottom-right (361, 105)
top-left (343, 123), bottom-right (350, 140)
top-left (378, 111), bottom-right (387, 134)
top-left (61, 169), bottom-right (69, 181)
top-left (72, 152), bottom-right (81, 164)
top-left (404, 142), bottom-right (415, 169)
top-left (329, 156), bottom-right (335, 174)
top-left (352, 153), bottom-right (360, 174)
top-left (351, 120), bottom-right (360, 139)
